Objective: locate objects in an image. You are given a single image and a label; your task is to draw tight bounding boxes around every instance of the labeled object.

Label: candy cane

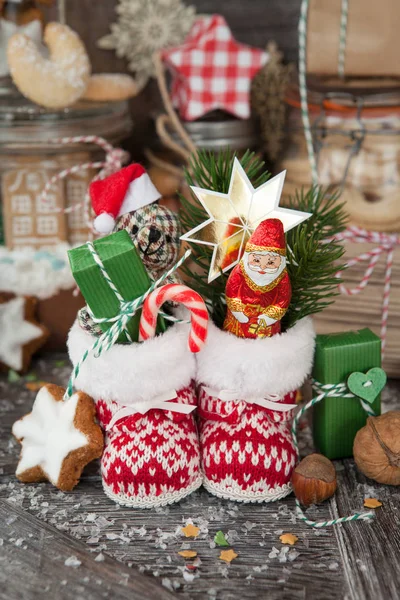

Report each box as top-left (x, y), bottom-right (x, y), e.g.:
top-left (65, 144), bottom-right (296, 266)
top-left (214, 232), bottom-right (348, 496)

top-left (139, 284), bottom-right (208, 353)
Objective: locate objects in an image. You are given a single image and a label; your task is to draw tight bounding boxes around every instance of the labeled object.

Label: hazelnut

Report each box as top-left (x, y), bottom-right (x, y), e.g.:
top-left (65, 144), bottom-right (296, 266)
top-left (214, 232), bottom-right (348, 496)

top-left (292, 453), bottom-right (337, 506)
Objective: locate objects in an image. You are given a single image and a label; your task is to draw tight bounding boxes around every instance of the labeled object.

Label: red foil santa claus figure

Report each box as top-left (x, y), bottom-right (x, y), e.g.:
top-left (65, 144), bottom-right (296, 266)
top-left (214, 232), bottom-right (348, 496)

top-left (223, 218), bottom-right (291, 338)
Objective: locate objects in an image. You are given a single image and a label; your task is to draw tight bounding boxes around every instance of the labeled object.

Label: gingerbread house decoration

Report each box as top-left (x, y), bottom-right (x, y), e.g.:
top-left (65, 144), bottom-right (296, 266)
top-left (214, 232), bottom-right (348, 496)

top-left (2, 168), bottom-right (66, 249)
top-left (1, 155), bottom-right (92, 250)
top-left (65, 170), bottom-right (93, 246)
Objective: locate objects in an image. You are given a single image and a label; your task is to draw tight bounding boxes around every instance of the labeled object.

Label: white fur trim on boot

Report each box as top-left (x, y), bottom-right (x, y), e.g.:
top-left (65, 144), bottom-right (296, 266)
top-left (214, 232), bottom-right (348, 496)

top-left (67, 321), bottom-right (196, 406)
top-left (196, 317), bottom-right (316, 399)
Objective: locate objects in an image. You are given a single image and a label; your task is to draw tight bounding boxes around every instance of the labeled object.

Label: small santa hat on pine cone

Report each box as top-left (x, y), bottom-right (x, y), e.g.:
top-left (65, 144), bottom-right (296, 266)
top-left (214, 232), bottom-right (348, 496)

top-left (90, 163), bottom-right (161, 234)
top-left (246, 218), bottom-right (286, 255)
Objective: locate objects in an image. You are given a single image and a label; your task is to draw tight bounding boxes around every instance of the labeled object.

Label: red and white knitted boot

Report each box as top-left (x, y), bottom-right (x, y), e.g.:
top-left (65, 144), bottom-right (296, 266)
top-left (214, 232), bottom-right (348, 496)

top-left (196, 318), bottom-right (315, 503)
top-left (68, 321), bottom-right (202, 508)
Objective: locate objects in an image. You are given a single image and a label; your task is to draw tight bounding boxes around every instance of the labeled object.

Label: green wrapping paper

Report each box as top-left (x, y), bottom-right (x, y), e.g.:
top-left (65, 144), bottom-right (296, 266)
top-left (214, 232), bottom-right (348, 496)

top-left (312, 329), bottom-right (381, 460)
top-left (68, 230), bottom-right (165, 343)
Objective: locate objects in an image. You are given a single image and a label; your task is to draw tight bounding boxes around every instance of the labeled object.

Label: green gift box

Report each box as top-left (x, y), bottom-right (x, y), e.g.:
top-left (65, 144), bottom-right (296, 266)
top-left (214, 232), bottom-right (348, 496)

top-left (68, 230), bottom-right (165, 343)
top-left (312, 328), bottom-right (381, 460)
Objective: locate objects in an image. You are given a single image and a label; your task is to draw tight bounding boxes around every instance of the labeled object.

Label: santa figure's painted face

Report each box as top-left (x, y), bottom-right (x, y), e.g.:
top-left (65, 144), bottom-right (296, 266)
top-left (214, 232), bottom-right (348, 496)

top-left (243, 250), bottom-right (286, 287)
top-left (248, 252), bottom-right (281, 274)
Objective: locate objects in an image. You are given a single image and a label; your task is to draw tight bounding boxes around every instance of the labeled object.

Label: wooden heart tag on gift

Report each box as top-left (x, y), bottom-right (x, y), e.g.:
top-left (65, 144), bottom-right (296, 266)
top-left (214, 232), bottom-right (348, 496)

top-left (347, 368), bottom-right (387, 404)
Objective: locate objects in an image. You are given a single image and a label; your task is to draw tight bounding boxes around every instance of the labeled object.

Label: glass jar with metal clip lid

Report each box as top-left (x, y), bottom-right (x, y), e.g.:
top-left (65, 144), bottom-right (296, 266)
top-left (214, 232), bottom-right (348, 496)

top-left (0, 80), bottom-right (132, 248)
top-left (0, 81), bottom-right (133, 351)
top-left (279, 80), bottom-right (400, 233)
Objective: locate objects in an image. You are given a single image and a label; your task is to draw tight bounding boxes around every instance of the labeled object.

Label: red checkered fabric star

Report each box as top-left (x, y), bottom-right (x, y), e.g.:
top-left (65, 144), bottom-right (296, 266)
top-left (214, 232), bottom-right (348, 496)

top-left (162, 15), bottom-right (268, 121)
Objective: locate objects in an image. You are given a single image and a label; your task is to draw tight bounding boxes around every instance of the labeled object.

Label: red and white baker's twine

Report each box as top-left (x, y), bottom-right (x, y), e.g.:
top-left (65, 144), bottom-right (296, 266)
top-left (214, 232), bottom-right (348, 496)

top-left (139, 283), bottom-right (209, 353)
top-left (333, 226), bottom-right (400, 358)
top-left (39, 135), bottom-right (128, 238)
top-left (298, 2), bottom-right (399, 358)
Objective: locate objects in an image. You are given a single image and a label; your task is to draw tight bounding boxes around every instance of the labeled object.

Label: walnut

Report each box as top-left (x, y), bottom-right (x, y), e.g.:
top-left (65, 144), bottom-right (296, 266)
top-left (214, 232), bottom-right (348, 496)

top-left (353, 411), bottom-right (400, 486)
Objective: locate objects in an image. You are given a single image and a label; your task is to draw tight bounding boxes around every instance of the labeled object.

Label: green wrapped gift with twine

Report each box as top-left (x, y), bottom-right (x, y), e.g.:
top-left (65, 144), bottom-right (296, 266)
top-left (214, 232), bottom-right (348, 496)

top-left (312, 329), bottom-right (382, 460)
top-left (68, 230), bottom-right (165, 343)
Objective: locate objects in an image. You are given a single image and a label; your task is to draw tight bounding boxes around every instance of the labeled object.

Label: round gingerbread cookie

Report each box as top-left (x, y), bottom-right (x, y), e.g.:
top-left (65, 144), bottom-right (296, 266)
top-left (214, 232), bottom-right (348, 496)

top-left (82, 73), bottom-right (138, 102)
top-left (341, 184), bottom-right (400, 232)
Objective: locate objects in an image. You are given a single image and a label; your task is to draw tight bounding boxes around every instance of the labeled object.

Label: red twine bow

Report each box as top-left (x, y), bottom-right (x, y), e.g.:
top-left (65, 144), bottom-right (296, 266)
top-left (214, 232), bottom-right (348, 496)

top-left (39, 135), bottom-right (129, 238)
top-left (333, 226), bottom-right (400, 358)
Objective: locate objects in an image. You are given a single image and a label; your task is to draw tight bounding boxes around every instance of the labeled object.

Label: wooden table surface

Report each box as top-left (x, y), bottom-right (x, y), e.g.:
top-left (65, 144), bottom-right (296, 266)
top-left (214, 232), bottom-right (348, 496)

top-left (1, 356), bottom-right (399, 600)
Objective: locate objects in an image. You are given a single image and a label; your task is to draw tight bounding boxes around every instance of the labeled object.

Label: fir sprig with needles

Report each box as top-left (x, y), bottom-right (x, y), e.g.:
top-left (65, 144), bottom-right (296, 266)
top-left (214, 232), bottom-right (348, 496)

top-left (180, 149), bottom-right (347, 330)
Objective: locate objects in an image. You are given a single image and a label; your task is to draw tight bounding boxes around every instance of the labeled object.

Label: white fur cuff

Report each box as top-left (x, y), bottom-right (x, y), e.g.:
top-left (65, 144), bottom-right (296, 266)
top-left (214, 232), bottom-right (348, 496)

top-left (196, 318), bottom-right (315, 399)
top-left (67, 321), bottom-right (196, 405)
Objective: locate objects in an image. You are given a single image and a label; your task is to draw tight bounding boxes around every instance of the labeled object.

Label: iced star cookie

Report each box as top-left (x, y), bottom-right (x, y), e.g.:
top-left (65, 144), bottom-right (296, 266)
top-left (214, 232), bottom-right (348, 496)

top-left (12, 383), bottom-right (104, 491)
top-left (0, 293), bottom-right (49, 373)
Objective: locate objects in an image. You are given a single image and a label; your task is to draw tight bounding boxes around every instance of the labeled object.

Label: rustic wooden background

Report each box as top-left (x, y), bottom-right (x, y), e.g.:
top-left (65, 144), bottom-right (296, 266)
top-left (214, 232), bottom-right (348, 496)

top-left (42, 0), bottom-right (302, 154)
top-left (8, 5), bottom-right (400, 599)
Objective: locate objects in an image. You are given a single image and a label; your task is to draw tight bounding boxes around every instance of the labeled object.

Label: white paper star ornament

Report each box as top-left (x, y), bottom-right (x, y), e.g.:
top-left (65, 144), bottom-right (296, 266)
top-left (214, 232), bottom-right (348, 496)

top-left (13, 384), bottom-right (104, 491)
top-left (181, 158), bottom-right (312, 282)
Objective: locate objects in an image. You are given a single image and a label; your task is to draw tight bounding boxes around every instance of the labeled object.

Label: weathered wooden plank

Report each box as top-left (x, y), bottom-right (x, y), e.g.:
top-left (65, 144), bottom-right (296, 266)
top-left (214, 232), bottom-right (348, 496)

top-left (0, 498), bottom-right (179, 600)
top-left (0, 480), bottom-right (345, 600)
top-left (332, 460), bottom-right (400, 600)
top-left (0, 357), bottom-right (345, 600)
top-left (1, 358), bottom-right (399, 600)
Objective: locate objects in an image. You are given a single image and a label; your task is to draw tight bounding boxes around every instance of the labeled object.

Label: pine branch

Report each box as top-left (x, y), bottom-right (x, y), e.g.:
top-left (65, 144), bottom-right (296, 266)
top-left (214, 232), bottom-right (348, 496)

top-left (282, 186), bottom-right (348, 329)
top-left (180, 151), bottom-right (348, 330)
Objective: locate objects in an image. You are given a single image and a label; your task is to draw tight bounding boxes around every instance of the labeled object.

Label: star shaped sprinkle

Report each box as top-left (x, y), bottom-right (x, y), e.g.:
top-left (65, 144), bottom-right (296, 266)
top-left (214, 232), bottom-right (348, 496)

top-left (178, 550), bottom-right (198, 559)
top-left (181, 523), bottom-right (200, 538)
top-left (162, 15), bottom-right (268, 120)
top-left (12, 384), bottom-right (103, 491)
top-left (364, 498), bottom-right (382, 509)
top-left (25, 381), bottom-right (49, 392)
top-left (181, 157), bottom-right (312, 281)
top-left (0, 295), bottom-right (48, 372)
top-left (219, 549), bottom-right (238, 563)
top-left (279, 533), bottom-right (299, 546)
